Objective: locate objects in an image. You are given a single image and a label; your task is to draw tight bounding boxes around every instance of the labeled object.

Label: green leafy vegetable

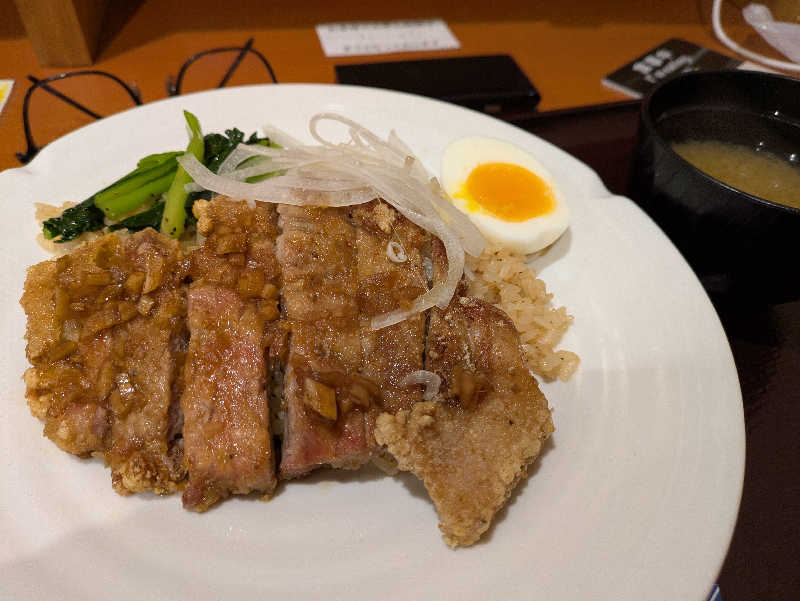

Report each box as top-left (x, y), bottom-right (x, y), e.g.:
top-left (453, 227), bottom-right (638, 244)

top-left (137, 151), bottom-right (183, 170)
top-left (41, 115), bottom-right (281, 243)
top-left (109, 189), bottom-right (213, 233)
top-left (94, 158), bottom-right (179, 220)
top-left (178, 129), bottom-right (277, 221)
top-left (160, 110), bottom-right (205, 239)
top-left (41, 151), bottom-right (181, 243)
top-left (42, 197), bottom-right (105, 242)
top-left (202, 128), bottom-right (274, 173)
top-left (108, 200), bottom-right (165, 232)
top-left (203, 129), bottom-right (245, 173)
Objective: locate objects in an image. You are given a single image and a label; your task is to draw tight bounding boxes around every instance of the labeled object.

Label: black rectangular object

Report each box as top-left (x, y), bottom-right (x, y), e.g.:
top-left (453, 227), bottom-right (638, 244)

top-left (602, 38), bottom-right (742, 99)
top-left (335, 55), bottom-right (540, 116)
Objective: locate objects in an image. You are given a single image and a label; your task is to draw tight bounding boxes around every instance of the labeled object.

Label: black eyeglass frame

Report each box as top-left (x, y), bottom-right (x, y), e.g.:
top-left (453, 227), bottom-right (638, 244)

top-left (165, 37), bottom-right (278, 96)
top-left (16, 39), bottom-right (278, 165)
top-left (16, 70), bottom-right (143, 165)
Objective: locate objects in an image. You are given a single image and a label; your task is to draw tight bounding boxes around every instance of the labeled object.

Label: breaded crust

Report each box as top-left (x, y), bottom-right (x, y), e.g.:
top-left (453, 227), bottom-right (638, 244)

top-left (375, 296), bottom-right (554, 547)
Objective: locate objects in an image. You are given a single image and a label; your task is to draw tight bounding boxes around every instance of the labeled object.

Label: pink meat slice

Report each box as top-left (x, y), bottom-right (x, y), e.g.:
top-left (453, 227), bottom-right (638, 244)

top-left (107, 229), bottom-right (188, 495)
top-left (277, 200), bottom-right (430, 478)
top-left (181, 197), bottom-right (281, 511)
top-left (277, 204), bottom-right (371, 477)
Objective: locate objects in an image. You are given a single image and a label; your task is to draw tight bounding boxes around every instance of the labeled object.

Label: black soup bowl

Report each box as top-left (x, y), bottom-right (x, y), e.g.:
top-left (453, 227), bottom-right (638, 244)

top-left (630, 69), bottom-right (800, 303)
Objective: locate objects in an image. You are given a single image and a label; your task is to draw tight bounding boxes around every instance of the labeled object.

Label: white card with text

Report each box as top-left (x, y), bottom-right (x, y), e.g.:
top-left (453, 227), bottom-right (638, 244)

top-left (316, 19), bottom-right (460, 57)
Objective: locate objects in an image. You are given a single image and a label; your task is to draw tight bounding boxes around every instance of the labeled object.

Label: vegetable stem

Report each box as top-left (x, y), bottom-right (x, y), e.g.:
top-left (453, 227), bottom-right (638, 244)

top-left (137, 151), bottom-right (182, 169)
top-left (97, 171), bottom-right (177, 220)
top-left (160, 111), bottom-right (204, 238)
top-left (94, 159), bottom-right (178, 218)
top-left (108, 200), bottom-right (165, 232)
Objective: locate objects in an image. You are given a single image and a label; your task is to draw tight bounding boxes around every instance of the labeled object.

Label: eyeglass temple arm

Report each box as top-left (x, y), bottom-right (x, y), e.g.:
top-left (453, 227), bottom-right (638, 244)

top-left (217, 38), bottom-right (254, 88)
top-left (16, 70), bottom-right (142, 165)
top-left (29, 75), bottom-right (103, 119)
top-left (168, 38), bottom-right (278, 96)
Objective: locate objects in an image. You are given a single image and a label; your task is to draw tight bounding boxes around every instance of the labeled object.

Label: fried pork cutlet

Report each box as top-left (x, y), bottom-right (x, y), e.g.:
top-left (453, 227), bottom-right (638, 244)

top-left (181, 198), bottom-right (281, 511)
top-left (351, 201), bottom-right (427, 416)
top-left (21, 191), bottom-right (559, 543)
top-left (107, 230), bottom-right (188, 495)
top-left (22, 234), bottom-right (122, 456)
top-left (374, 296), bottom-right (554, 547)
top-left (276, 200), bottom-right (431, 478)
top-left (276, 204), bottom-right (371, 478)
top-left (22, 229), bottom-right (189, 495)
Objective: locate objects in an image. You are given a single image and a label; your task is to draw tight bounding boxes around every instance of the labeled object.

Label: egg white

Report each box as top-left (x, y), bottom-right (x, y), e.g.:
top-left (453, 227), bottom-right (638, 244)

top-left (440, 136), bottom-right (569, 254)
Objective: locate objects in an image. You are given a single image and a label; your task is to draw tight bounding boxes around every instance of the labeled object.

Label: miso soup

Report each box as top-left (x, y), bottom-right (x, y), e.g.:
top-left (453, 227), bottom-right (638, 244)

top-left (671, 140), bottom-right (800, 209)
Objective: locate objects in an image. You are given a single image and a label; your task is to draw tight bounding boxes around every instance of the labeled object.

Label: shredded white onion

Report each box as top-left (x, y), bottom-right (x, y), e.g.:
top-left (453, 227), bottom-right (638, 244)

top-left (401, 370), bottom-right (442, 401)
top-left (179, 155), bottom-right (375, 207)
top-left (422, 257), bottom-right (434, 283)
top-left (260, 123), bottom-right (303, 149)
top-left (176, 113), bottom-right (486, 329)
top-left (386, 241), bottom-right (407, 263)
top-left (218, 145), bottom-right (258, 175)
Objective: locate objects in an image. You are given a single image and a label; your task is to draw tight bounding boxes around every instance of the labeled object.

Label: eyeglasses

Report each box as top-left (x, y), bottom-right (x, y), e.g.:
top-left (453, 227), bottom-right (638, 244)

top-left (16, 38), bottom-right (278, 165)
top-left (16, 70), bottom-right (142, 165)
top-left (165, 37), bottom-right (278, 96)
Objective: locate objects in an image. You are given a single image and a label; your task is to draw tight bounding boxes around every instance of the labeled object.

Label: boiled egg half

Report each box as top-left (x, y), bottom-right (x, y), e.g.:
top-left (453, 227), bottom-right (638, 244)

top-left (441, 136), bottom-right (569, 254)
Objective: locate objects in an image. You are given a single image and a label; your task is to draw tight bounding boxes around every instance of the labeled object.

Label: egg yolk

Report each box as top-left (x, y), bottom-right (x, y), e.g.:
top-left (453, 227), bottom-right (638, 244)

top-left (456, 162), bottom-right (555, 222)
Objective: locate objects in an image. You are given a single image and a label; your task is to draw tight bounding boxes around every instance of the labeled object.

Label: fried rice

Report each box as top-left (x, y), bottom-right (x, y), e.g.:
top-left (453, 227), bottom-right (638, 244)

top-left (467, 244), bottom-right (579, 381)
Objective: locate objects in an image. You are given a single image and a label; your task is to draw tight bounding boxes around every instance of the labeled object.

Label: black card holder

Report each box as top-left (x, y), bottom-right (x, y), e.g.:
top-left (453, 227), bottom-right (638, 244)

top-left (335, 55), bottom-right (541, 117)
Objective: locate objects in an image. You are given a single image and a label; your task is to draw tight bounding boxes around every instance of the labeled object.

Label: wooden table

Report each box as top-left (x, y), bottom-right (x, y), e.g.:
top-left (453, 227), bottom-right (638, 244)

top-left (0, 0), bottom-right (784, 171)
top-left (2, 1), bottom-right (798, 599)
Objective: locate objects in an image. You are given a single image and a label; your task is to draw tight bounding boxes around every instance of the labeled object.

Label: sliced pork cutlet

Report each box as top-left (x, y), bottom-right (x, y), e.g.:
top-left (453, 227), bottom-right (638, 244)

top-left (107, 229), bottom-right (188, 495)
top-left (22, 234), bottom-right (124, 456)
top-left (181, 198), bottom-right (281, 511)
top-left (350, 201), bottom-right (427, 416)
top-left (375, 295), bottom-right (555, 547)
top-left (21, 229), bottom-right (189, 491)
top-left (277, 204), bottom-right (374, 478)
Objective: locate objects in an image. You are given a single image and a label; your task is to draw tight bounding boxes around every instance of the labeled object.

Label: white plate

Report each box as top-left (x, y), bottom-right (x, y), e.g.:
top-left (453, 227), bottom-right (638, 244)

top-left (0, 84), bottom-right (743, 601)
